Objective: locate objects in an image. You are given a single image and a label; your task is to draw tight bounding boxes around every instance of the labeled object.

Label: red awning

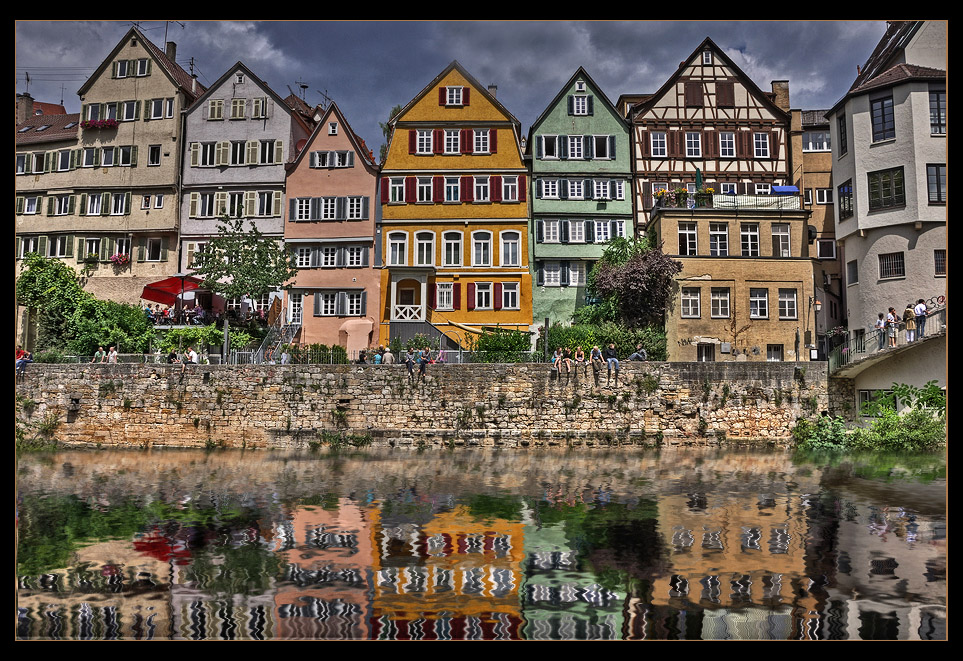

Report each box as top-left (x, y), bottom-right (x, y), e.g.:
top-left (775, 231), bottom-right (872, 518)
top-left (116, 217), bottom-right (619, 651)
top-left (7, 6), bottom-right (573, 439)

top-left (141, 274), bottom-right (204, 306)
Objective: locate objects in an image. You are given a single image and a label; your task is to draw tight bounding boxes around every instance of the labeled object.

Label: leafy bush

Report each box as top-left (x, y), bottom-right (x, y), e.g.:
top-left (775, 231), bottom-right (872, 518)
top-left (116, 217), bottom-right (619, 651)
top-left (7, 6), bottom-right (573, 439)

top-left (849, 408), bottom-right (946, 452)
top-left (791, 415), bottom-right (850, 451)
top-left (468, 328), bottom-right (533, 362)
top-left (539, 322), bottom-right (666, 361)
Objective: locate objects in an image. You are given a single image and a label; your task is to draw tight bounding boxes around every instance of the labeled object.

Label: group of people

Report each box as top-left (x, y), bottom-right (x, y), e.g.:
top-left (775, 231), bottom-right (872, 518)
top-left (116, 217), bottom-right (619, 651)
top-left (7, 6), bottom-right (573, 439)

top-left (91, 346), bottom-right (119, 363)
top-left (551, 343), bottom-right (647, 385)
top-left (15, 345), bottom-right (32, 375)
top-left (144, 304), bottom-right (206, 326)
top-left (875, 299), bottom-right (930, 349)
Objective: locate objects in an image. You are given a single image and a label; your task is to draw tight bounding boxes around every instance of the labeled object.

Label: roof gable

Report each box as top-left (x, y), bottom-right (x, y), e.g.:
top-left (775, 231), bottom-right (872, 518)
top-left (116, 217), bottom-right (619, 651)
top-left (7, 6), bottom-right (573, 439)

top-left (529, 66), bottom-right (628, 135)
top-left (393, 60), bottom-right (520, 127)
top-left (290, 102), bottom-right (376, 173)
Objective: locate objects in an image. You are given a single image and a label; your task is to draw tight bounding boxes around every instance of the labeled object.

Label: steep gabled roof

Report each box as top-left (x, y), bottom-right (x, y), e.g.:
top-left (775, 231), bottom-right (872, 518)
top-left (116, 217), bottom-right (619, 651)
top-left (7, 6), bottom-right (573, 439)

top-left (77, 26), bottom-right (204, 101)
top-left (528, 66), bottom-right (628, 143)
top-left (283, 93), bottom-right (321, 129)
top-left (391, 60), bottom-right (521, 129)
top-left (16, 113), bottom-right (80, 145)
top-left (289, 101), bottom-right (377, 174)
top-left (629, 37), bottom-right (790, 122)
top-left (848, 21), bottom-right (924, 91)
top-left (184, 61), bottom-right (312, 135)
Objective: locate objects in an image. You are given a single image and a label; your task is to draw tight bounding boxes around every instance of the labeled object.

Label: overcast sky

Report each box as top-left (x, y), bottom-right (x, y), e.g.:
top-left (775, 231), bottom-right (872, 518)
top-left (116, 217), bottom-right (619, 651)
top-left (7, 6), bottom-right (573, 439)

top-left (16, 20), bottom-right (888, 152)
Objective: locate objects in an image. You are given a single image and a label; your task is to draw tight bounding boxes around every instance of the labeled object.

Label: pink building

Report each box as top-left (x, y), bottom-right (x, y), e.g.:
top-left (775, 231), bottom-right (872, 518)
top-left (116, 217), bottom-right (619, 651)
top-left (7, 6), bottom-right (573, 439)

top-left (283, 103), bottom-right (380, 354)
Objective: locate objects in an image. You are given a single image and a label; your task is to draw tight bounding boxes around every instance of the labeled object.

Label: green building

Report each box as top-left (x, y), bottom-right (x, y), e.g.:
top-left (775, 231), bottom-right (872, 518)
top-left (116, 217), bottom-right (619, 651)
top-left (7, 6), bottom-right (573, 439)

top-left (527, 68), bottom-right (633, 327)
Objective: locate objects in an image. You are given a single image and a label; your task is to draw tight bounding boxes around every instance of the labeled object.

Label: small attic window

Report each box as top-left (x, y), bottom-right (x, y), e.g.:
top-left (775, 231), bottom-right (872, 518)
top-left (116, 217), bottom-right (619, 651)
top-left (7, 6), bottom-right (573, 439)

top-left (702, 50), bottom-right (712, 65)
top-left (64, 122), bottom-right (77, 129)
top-left (328, 122), bottom-right (338, 135)
top-left (235, 73), bottom-right (245, 84)
top-left (575, 80), bottom-right (586, 92)
top-left (35, 125), bottom-right (50, 132)
top-left (18, 126), bottom-right (33, 133)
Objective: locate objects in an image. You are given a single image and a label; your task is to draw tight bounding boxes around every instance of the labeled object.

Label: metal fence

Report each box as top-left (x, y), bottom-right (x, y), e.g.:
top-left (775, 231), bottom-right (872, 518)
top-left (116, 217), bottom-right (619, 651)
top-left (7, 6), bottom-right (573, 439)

top-left (828, 305), bottom-right (946, 372)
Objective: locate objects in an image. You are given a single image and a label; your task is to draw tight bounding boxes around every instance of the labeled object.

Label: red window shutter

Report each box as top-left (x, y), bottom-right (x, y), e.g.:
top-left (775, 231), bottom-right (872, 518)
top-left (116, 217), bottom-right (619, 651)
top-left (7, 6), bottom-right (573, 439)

top-left (493, 283), bottom-right (503, 310)
top-left (433, 176), bottom-right (444, 201)
top-left (409, 130), bottom-right (416, 154)
top-left (462, 175), bottom-right (473, 202)
top-left (467, 283), bottom-right (476, 310)
top-left (462, 129), bottom-right (472, 154)
top-left (490, 129), bottom-right (497, 153)
top-left (704, 130), bottom-right (716, 158)
top-left (439, 87), bottom-right (446, 105)
top-left (518, 174), bottom-right (527, 202)
top-left (381, 178), bottom-right (389, 204)
top-left (640, 130), bottom-right (650, 157)
top-left (463, 87), bottom-right (470, 105)
top-left (430, 283), bottom-right (437, 310)
top-left (491, 175), bottom-right (502, 202)
top-left (405, 176), bottom-right (416, 201)
top-left (433, 129), bottom-right (444, 155)
top-left (452, 283), bottom-right (461, 310)
top-left (717, 81), bottom-right (734, 107)
top-left (771, 130), bottom-right (780, 159)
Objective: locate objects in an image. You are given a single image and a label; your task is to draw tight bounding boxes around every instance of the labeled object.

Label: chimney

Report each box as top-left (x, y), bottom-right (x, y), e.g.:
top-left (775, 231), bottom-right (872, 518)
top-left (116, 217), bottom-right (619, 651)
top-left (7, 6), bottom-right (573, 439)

top-left (488, 84), bottom-right (497, 98)
top-left (166, 41), bottom-right (177, 62)
top-left (770, 80), bottom-right (790, 113)
top-left (16, 92), bottom-right (34, 125)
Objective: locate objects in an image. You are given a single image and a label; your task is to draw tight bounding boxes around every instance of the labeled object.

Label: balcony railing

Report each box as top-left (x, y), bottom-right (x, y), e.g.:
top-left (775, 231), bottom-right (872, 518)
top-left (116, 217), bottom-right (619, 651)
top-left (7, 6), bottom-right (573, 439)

top-left (655, 194), bottom-right (802, 211)
top-left (828, 305), bottom-right (946, 372)
top-left (392, 304), bottom-right (425, 321)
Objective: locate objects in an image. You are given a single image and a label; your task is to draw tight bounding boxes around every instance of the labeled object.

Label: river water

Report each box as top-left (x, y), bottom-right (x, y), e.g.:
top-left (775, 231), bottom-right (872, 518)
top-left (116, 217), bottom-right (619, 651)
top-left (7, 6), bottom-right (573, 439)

top-left (16, 447), bottom-right (946, 640)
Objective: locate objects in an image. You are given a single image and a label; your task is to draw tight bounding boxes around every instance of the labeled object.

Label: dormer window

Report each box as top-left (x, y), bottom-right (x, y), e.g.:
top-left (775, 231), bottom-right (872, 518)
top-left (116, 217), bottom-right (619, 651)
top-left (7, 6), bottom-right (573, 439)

top-left (702, 50), bottom-right (712, 65)
top-left (329, 122), bottom-right (338, 135)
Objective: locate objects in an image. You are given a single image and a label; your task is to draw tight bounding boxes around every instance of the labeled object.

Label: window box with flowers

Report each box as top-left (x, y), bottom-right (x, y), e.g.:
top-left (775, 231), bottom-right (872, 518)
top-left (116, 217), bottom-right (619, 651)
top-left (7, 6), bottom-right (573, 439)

top-left (110, 253), bottom-right (131, 267)
top-left (81, 119), bottom-right (119, 130)
top-left (694, 186), bottom-right (715, 208)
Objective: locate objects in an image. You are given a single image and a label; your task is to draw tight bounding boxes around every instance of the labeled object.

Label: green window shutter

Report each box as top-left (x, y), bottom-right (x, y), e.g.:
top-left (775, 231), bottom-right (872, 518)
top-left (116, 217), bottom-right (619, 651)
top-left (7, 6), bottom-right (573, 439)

top-left (135, 101), bottom-right (141, 121)
top-left (44, 152), bottom-right (53, 173)
top-left (137, 237), bottom-right (146, 262)
top-left (78, 194), bottom-right (87, 216)
top-left (130, 146), bottom-right (138, 167)
top-left (23, 155), bottom-right (31, 174)
top-left (160, 236), bottom-right (168, 262)
top-left (111, 62), bottom-right (117, 78)
top-left (81, 104), bottom-right (88, 121)
top-left (38, 236), bottom-right (47, 257)
top-left (68, 195), bottom-right (76, 215)
top-left (124, 192), bottom-right (131, 215)
top-left (76, 237), bottom-right (85, 262)
top-left (46, 197), bottom-right (54, 216)
top-left (92, 149), bottom-right (100, 167)
top-left (145, 60), bottom-right (152, 76)
top-left (143, 101), bottom-right (150, 121)
top-left (70, 149), bottom-right (79, 170)
top-left (101, 193), bottom-right (111, 216)
top-left (102, 237), bottom-right (113, 260)
top-left (16, 197), bottom-right (24, 214)
top-left (65, 234), bottom-right (74, 258)
top-left (16, 237), bottom-right (22, 258)
top-left (274, 140), bottom-right (283, 164)
top-left (272, 190), bottom-right (282, 217)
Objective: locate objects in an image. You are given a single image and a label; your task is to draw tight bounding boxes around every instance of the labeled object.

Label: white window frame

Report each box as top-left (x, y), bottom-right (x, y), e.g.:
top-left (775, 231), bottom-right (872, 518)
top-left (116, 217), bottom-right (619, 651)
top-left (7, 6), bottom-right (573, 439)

top-left (445, 176), bottom-right (460, 203)
top-left (594, 179), bottom-right (610, 200)
top-left (593, 135), bottom-right (610, 159)
top-left (678, 222), bottom-right (697, 255)
top-left (347, 196), bottom-right (365, 220)
top-left (594, 220), bottom-right (611, 243)
top-left (568, 179), bottom-right (584, 200)
top-left (472, 231), bottom-right (492, 267)
top-left (57, 149), bottom-right (71, 171)
top-left (121, 101), bottom-right (137, 122)
top-left (417, 177), bottom-right (432, 203)
top-left (320, 246), bottom-right (338, 268)
top-left (815, 188), bottom-right (833, 204)
top-left (816, 239), bottom-right (836, 260)
top-left (436, 283), bottom-right (454, 311)
top-left (322, 197), bottom-right (337, 220)
top-left (328, 122), bottom-right (338, 135)
top-left (150, 98), bottom-right (165, 120)
top-left (720, 182), bottom-right (737, 195)
top-left (651, 132), bottom-right (667, 157)
top-left (296, 246), bottom-right (312, 268)
top-left (145, 238), bottom-right (163, 262)
top-left (136, 58), bottom-right (149, 76)
top-left (115, 60), bottom-right (129, 78)
top-left (502, 282), bottom-right (519, 310)
top-left (750, 289), bottom-right (769, 319)
top-left (443, 232), bottom-right (462, 267)
top-left (140, 195), bottom-right (151, 210)
top-left (771, 223), bottom-right (791, 257)
top-left (568, 135), bottom-right (583, 159)
top-left (681, 288), bottom-right (701, 318)
top-left (685, 132), bottom-right (701, 157)
top-left (416, 130), bottom-right (432, 155)
top-left (543, 262), bottom-right (560, 287)
top-left (474, 129), bottom-right (490, 154)
top-left (49, 235), bottom-right (71, 257)
top-left (573, 95), bottom-right (588, 116)
top-left (710, 288), bottom-right (730, 318)
top-left (148, 144), bottom-right (161, 167)
top-left (54, 194), bottom-right (71, 216)
top-left (542, 135), bottom-right (558, 159)
top-left (741, 223), bottom-right (760, 256)
top-left (23, 196), bottom-right (39, 215)
top-left (415, 231), bottom-right (435, 267)
top-left (474, 282), bottom-right (492, 310)
top-left (86, 194), bottom-right (101, 216)
top-left (569, 220), bottom-right (584, 243)
top-left (542, 179), bottom-right (559, 199)
top-left (388, 232), bottom-right (407, 266)
top-left (444, 129), bottom-right (460, 154)
top-left (154, 194), bottom-right (164, 209)
top-left (19, 236), bottom-right (40, 257)
top-left (753, 132), bottom-right (770, 158)
top-left (719, 131), bottom-right (735, 158)
top-left (346, 246), bottom-right (364, 268)
top-left (446, 86), bottom-right (463, 106)
top-left (474, 176), bottom-right (490, 202)
top-left (502, 175), bottom-right (518, 202)
top-left (709, 223), bottom-right (728, 256)
top-left (542, 219), bottom-right (560, 243)
top-left (295, 198), bottom-right (311, 221)
top-left (778, 289), bottom-right (798, 320)
top-left (500, 231), bottom-right (521, 267)
top-left (84, 238), bottom-right (101, 258)
top-left (389, 178), bottom-right (405, 203)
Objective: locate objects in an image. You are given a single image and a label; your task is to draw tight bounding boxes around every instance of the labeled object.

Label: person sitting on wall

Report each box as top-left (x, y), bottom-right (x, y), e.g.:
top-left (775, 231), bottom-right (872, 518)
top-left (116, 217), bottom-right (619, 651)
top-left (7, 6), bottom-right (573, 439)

top-left (628, 344), bottom-right (648, 361)
top-left (604, 343), bottom-right (620, 385)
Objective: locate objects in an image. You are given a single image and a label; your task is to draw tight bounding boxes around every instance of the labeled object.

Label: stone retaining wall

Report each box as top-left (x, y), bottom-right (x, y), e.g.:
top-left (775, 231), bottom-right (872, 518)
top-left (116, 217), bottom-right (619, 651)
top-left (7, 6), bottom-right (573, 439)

top-left (16, 361), bottom-right (829, 449)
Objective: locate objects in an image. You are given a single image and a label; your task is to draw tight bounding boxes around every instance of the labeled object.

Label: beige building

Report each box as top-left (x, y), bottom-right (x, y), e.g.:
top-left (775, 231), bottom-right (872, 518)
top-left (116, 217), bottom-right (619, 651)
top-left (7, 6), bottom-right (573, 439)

top-left (15, 26), bottom-right (204, 309)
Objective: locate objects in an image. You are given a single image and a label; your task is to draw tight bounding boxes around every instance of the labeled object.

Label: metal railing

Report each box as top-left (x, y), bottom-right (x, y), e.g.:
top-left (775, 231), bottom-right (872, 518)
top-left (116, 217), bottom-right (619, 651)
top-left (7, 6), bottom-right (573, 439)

top-left (654, 193), bottom-right (802, 211)
top-left (828, 305), bottom-right (946, 372)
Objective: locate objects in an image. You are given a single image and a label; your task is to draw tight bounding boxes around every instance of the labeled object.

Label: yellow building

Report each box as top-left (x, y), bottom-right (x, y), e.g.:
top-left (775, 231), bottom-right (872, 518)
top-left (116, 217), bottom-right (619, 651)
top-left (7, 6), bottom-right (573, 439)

top-left (378, 61), bottom-right (532, 349)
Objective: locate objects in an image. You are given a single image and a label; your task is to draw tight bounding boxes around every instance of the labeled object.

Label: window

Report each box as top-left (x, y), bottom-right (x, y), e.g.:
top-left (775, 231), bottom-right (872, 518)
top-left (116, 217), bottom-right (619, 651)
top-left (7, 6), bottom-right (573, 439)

top-left (86, 194), bottom-right (102, 216)
top-left (474, 129), bottom-right (490, 154)
top-left (935, 249), bottom-right (946, 276)
top-left (436, 283), bottom-right (454, 311)
top-left (502, 175), bottom-right (518, 202)
top-left (697, 344), bottom-right (715, 362)
top-left (259, 140), bottom-right (278, 165)
top-left (197, 142), bottom-right (216, 167)
top-left (835, 114), bottom-right (848, 157)
top-left (502, 283), bottom-right (519, 309)
top-left (817, 239), bottom-right (836, 260)
top-left (473, 232), bottom-right (491, 266)
top-left (541, 135), bottom-right (558, 159)
top-left (678, 222), bottom-right (697, 255)
top-left (115, 60), bottom-right (129, 78)
top-left (228, 141), bottom-right (245, 166)
top-left (444, 176), bottom-right (460, 203)
top-left (150, 98), bottom-right (165, 120)
top-left (651, 132), bottom-right (667, 157)
top-left (771, 223), bottom-right (791, 257)
top-left (49, 235), bottom-right (71, 257)
top-left (753, 132), bottom-right (770, 158)
top-left (166, 98), bottom-right (174, 118)
top-left (569, 220), bottom-right (584, 243)
top-left (741, 224), bottom-right (759, 256)
top-left (501, 231), bottom-right (520, 267)
top-left (84, 238), bottom-right (101, 258)
top-left (930, 89), bottom-right (946, 135)
top-left (542, 179), bottom-right (559, 199)
top-left (230, 98), bottom-right (246, 119)
top-left (196, 193), bottom-right (215, 218)
top-left (148, 145), bottom-right (161, 167)
top-left (140, 195), bottom-right (151, 210)
top-left (145, 238), bottom-right (163, 262)
top-left (594, 179), bottom-right (610, 200)
top-left (335, 151), bottom-right (349, 168)
top-left (681, 288), bottom-right (700, 318)
top-left (346, 246), bottom-right (364, 268)
top-left (685, 132), bottom-right (701, 157)
top-left (154, 194), bottom-right (164, 209)
top-left (82, 148), bottom-right (97, 167)
top-left (838, 180), bottom-right (853, 220)
top-left (710, 288), bottom-right (730, 318)
top-left (256, 191), bottom-right (277, 217)
top-left (118, 146), bottom-right (134, 167)
top-left (474, 283), bottom-right (492, 309)
top-left (755, 183), bottom-right (771, 195)
top-left (389, 178), bottom-right (405, 203)
top-left (593, 135), bottom-right (610, 159)
top-left (878, 252), bottom-right (905, 279)
top-left (767, 345), bottom-right (784, 362)
top-left (719, 131), bottom-right (735, 158)
top-left (320, 246), bottom-right (338, 267)
top-left (594, 220), bottom-right (611, 243)
top-left (805, 188), bottom-right (813, 205)
top-left (19, 236), bottom-right (39, 257)
top-left (750, 289), bottom-right (769, 319)
top-left (417, 177), bottom-right (432, 203)
top-left (136, 58), bottom-right (149, 76)
top-left (416, 232), bottom-right (434, 266)
top-left (388, 232), bottom-right (407, 266)
top-left (720, 182), bottom-right (737, 195)
top-left (815, 188), bottom-right (833, 204)
top-left (709, 223), bottom-right (728, 256)
top-left (328, 122), bottom-right (338, 135)
top-left (443, 232), bottom-right (462, 266)
top-left (416, 129), bottom-right (432, 154)
top-left (116, 238), bottom-right (131, 257)
top-left (568, 262), bottom-right (586, 286)
top-left (927, 164), bottom-right (946, 204)
top-left (568, 179), bottom-right (584, 200)
top-left (542, 262), bottom-right (560, 286)
top-left (57, 149), bottom-right (71, 171)
top-left (205, 99), bottom-right (222, 120)
top-left (868, 167), bottom-right (905, 210)
top-left (321, 197), bottom-right (337, 220)
top-left (474, 176), bottom-right (490, 202)
top-left (22, 196), bottom-right (39, 215)
top-left (54, 194), bottom-right (71, 215)
top-left (294, 198), bottom-right (311, 221)
top-left (847, 260), bottom-right (858, 285)
top-left (446, 86), bottom-right (464, 106)
top-left (444, 129), bottom-right (460, 154)
top-left (296, 247), bottom-right (312, 268)
top-left (101, 148), bottom-right (114, 167)
top-left (572, 95), bottom-right (588, 116)
top-left (346, 197), bottom-right (366, 220)
top-left (568, 135), bottom-right (583, 159)
top-left (252, 98), bottom-right (268, 119)
top-left (121, 101), bottom-right (137, 122)
top-left (702, 50), bottom-right (712, 65)
top-left (871, 95), bottom-right (895, 141)
top-left (802, 131), bottom-right (831, 151)
top-left (778, 289), bottom-right (797, 319)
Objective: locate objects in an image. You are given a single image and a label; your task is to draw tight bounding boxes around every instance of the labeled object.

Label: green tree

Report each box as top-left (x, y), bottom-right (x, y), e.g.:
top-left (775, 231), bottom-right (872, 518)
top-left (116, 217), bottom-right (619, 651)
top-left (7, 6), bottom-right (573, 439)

top-left (379, 104), bottom-right (402, 164)
top-left (190, 216), bottom-right (298, 302)
top-left (588, 237), bottom-right (682, 327)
